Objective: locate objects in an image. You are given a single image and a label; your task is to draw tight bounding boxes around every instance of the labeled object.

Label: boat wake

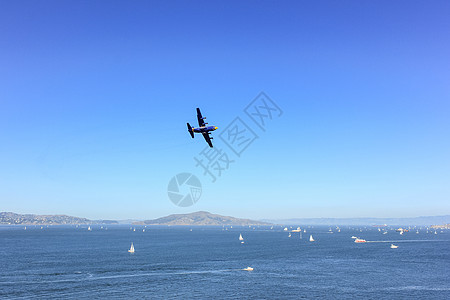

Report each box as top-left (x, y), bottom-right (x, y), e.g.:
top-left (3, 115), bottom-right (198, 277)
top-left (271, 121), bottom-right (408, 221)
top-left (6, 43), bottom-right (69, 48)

top-left (0, 269), bottom-right (241, 286)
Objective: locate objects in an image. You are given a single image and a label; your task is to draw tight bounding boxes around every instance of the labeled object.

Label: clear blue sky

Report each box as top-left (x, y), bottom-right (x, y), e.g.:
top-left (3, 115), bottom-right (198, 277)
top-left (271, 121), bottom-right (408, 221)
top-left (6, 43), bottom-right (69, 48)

top-left (1, 0), bottom-right (449, 220)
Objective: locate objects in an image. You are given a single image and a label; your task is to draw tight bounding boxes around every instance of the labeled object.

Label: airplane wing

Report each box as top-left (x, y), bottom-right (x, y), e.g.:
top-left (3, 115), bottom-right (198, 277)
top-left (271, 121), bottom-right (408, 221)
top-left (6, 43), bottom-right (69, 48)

top-left (202, 132), bottom-right (213, 148)
top-left (197, 108), bottom-right (206, 127)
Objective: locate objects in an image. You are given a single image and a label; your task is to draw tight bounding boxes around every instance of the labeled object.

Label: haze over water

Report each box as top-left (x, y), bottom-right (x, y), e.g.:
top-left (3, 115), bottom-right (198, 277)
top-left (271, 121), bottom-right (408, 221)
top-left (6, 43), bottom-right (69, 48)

top-left (1, 225), bottom-right (449, 299)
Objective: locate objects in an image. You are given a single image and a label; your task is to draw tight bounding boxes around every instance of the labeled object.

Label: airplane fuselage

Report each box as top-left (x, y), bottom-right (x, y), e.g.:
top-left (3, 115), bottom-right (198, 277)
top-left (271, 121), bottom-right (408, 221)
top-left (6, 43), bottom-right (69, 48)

top-left (192, 126), bottom-right (218, 133)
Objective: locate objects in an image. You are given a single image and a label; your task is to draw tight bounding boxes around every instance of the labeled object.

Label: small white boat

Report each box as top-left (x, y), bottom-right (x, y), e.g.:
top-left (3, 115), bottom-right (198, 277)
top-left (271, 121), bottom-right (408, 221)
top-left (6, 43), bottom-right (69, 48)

top-left (283, 227), bottom-right (288, 231)
top-left (128, 243), bottom-right (135, 253)
top-left (383, 231), bottom-right (388, 234)
top-left (390, 244), bottom-right (398, 249)
top-left (309, 235), bottom-right (315, 242)
top-left (399, 230), bottom-right (403, 235)
top-left (288, 233), bottom-right (291, 238)
top-left (143, 229), bottom-right (145, 232)
top-left (354, 238), bottom-right (367, 243)
top-left (351, 236), bottom-right (357, 239)
top-left (239, 234), bottom-right (244, 241)
top-left (88, 226), bottom-right (92, 231)
top-left (243, 267), bottom-right (253, 271)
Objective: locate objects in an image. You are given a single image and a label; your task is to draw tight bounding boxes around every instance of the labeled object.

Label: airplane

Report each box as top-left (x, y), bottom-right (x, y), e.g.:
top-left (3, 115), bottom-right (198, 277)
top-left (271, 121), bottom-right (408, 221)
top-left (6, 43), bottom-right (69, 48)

top-left (187, 108), bottom-right (218, 148)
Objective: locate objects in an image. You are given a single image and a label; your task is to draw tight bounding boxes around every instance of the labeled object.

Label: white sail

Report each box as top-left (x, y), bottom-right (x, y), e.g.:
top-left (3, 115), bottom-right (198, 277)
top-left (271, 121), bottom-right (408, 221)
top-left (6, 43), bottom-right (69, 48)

top-left (239, 234), bottom-right (244, 241)
top-left (309, 235), bottom-right (314, 242)
top-left (128, 242), bottom-right (135, 253)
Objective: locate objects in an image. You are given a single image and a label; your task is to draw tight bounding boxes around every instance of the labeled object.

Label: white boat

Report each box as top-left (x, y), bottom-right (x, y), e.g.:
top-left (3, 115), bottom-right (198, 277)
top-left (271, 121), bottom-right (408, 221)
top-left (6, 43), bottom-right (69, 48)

top-left (243, 267), bottom-right (253, 271)
top-left (309, 235), bottom-right (315, 242)
top-left (303, 229), bottom-right (306, 233)
top-left (288, 233), bottom-right (291, 238)
top-left (351, 236), bottom-right (357, 239)
top-left (24, 227), bottom-right (26, 230)
top-left (354, 238), bottom-right (367, 243)
top-left (399, 230), bottom-right (403, 235)
top-left (283, 227), bottom-right (288, 231)
top-left (88, 226), bottom-right (92, 231)
top-left (143, 229), bottom-right (145, 232)
top-left (383, 231), bottom-right (388, 234)
top-left (239, 234), bottom-right (244, 241)
top-left (128, 243), bottom-right (135, 253)
top-left (133, 228), bottom-right (136, 232)
top-left (390, 244), bottom-right (398, 249)
top-left (292, 227), bottom-right (301, 232)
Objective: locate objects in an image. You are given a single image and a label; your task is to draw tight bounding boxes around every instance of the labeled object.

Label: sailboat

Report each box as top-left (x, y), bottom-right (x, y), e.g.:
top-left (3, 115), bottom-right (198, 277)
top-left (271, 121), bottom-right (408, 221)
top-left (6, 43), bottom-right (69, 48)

top-left (128, 243), bottom-right (135, 253)
top-left (288, 233), bottom-right (291, 238)
top-left (309, 235), bottom-right (315, 242)
top-left (239, 234), bottom-right (244, 243)
top-left (390, 244), bottom-right (398, 249)
top-left (88, 226), bottom-right (92, 231)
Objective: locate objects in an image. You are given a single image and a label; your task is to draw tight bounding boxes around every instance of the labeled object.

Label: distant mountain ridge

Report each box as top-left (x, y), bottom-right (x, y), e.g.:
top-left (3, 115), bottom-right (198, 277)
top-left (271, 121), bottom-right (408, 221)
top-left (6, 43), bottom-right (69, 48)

top-left (137, 211), bottom-right (269, 226)
top-left (263, 215), bottom-right (450, 226)
top-left (2, 211), bottom-right (449, 226)
top-left (0, 212), bottom-right (118, 225)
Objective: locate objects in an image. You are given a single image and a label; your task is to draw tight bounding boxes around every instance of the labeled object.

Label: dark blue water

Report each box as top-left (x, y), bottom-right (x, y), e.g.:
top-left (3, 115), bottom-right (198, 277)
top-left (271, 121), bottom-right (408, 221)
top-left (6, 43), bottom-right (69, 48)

top-left (1, 225), bottom-right (449, 299)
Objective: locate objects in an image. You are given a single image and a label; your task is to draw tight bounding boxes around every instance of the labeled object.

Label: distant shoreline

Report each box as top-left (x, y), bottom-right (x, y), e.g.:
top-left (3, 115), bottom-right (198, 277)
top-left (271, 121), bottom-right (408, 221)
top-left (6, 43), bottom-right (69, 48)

top-left (2, 211), bottom-right (449, 226)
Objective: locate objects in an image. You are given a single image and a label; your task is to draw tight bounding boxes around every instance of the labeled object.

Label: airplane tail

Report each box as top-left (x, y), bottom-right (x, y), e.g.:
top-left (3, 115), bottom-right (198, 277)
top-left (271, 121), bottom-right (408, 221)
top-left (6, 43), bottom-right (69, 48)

top-left (187, 123), bottom-right (194, 138)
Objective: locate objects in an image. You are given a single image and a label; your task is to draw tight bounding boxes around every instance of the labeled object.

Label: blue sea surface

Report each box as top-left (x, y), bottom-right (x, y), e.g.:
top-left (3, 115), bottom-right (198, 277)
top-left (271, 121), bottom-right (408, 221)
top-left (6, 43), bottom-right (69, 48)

top-left (1, 225), bottom-right (449, 299)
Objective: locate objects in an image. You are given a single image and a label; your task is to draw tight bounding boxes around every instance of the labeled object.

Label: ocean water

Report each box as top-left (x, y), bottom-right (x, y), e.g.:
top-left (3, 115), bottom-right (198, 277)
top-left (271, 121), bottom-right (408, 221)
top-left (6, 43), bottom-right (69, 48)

top-left (1, 225), bottom-right (449, 299)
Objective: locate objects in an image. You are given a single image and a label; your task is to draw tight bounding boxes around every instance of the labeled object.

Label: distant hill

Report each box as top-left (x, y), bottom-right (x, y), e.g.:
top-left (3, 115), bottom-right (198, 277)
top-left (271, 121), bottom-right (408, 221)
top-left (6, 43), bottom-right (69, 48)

top-left (263, 215), bottom-right (450, 226)
top-left (0, 212), bottom-right (118, 225)
top-left (138, 211), bottom-right (270, 226)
